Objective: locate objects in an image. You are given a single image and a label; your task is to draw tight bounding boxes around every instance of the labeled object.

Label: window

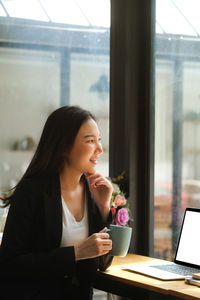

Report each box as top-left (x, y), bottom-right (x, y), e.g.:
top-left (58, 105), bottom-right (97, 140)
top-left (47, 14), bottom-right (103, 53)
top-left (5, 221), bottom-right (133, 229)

top-left (0, 1), bottom-right (110, 247)
top-left (70, 52), bottom-right (109, 175)
top-left (0, 47), bottom-right (61, 192)
top-left (154, 0), bottom-right (200, 260)
top-left (0, 3), bottom-right (110, 299)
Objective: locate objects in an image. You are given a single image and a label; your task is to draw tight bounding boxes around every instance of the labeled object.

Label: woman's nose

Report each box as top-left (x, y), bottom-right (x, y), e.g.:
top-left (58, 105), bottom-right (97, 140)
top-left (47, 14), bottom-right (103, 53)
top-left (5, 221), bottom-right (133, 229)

top-left (96, 141), bottom-right (103, 154)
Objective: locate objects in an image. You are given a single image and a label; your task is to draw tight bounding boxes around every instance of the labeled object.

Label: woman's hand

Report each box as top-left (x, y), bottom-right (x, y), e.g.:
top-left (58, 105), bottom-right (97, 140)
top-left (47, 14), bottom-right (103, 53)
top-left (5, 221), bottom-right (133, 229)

top-left (86, 173), bottom-right (113, 221)
top-left (74, 228), bottom-right (112, 261)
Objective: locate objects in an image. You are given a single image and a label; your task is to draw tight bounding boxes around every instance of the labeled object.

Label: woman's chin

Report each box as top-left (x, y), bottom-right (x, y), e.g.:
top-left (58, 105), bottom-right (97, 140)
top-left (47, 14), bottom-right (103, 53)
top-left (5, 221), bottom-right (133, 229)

top-left (86, 166), bottom-right (96, 174)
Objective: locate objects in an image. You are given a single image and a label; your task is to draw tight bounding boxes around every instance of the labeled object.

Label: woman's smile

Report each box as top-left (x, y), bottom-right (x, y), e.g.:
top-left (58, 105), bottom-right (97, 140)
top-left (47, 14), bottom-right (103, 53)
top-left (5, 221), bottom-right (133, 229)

top-left (90, 156), bottom-right (100, 165)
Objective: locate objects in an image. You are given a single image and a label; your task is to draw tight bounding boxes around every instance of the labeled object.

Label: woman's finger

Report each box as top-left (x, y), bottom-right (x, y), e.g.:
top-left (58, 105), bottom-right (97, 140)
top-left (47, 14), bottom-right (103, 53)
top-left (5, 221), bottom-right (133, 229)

top-left (85, 173), bottom-right (103, 181)
top-left (90, 177), bottom-right (112, 187)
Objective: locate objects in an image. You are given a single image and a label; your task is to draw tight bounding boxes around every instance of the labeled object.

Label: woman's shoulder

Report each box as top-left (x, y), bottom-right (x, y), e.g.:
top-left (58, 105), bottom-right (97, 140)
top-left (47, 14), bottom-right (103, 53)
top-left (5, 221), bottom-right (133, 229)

top-left (16, 174), bottom-right (56, 196)
top-left (19, 174), bottom-right (46, 188)
top-left (10, 174), bottom-right (59, 208)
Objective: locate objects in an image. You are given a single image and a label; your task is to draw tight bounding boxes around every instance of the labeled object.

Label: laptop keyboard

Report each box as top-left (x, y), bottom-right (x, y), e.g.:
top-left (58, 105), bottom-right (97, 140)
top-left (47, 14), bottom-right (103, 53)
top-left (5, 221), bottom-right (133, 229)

top-left (150, 264), bottom-right (200, 276)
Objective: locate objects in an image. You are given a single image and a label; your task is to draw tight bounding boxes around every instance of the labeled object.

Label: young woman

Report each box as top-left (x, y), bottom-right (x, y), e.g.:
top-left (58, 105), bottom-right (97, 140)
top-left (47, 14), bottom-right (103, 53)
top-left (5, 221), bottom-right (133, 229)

top-left (0, 106), bottom-right (113, 300)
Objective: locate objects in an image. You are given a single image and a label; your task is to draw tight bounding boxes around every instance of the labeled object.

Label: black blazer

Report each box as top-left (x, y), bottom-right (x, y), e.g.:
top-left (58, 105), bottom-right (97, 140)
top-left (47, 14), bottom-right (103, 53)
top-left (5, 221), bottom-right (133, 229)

top-left (0, 174), bottom-right (113, 282)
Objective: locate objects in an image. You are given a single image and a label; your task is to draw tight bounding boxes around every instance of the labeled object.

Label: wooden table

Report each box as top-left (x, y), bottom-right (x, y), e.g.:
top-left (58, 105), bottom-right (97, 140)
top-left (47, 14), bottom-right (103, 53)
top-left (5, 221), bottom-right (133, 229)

top-left (94, 254), bottom-right (200, 299)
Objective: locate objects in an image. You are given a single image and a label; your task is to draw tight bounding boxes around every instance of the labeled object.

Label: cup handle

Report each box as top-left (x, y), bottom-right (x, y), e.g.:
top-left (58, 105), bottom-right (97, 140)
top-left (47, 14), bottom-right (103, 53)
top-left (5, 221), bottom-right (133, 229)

top-left (104, 228), bottom-right (111, 233)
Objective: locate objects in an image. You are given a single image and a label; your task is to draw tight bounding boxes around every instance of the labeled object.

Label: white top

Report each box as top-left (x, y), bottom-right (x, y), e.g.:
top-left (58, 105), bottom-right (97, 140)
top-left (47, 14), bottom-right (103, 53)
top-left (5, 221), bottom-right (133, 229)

top-left (60, 195), bottom-right (89, 247)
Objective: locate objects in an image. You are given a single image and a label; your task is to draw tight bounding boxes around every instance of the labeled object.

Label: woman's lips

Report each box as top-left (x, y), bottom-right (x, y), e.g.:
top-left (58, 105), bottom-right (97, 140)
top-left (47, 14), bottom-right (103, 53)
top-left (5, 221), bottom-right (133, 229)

top-left (90, 159), bottom-right (98, 165)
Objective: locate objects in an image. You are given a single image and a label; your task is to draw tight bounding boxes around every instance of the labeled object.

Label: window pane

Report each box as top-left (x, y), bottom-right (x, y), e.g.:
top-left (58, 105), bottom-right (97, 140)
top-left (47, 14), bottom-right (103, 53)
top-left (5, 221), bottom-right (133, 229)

top-left (0, 4), bottom-right (7, 16)
top-left (154, 0), bottom-right (200, 260)
top-left (2, 0), bottom-right (48, 21)
top-left (70, 52), bottom-right (109, 175)
top-left (156, 0), bottom-right (197, 36)
top-left (40, 0), bottom-right (89, 25)
top-left (0, 48), bottom-right (61, 190)
top-left (0, 2), bottom-right (110, 268)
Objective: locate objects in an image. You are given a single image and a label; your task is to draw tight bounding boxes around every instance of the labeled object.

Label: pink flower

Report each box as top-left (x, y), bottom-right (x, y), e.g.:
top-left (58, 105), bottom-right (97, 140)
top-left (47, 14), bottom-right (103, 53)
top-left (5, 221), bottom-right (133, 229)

top-left (111, 207), bottom-right (116, 216)
top-left (116, 208), bottom-right (129, 226)
top-left (114, 195), bottom-right (126, 207)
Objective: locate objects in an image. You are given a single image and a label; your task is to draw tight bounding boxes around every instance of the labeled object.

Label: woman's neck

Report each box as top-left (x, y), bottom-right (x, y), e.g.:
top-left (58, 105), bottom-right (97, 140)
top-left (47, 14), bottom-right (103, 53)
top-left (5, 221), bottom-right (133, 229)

top-left (60, 167), bottom-right (83, 191)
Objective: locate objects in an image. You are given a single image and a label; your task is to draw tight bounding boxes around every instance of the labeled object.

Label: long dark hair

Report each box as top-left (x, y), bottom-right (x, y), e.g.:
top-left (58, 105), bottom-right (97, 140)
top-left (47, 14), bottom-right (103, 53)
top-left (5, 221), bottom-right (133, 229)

top-left (0, 105), bottom-right (95, 207)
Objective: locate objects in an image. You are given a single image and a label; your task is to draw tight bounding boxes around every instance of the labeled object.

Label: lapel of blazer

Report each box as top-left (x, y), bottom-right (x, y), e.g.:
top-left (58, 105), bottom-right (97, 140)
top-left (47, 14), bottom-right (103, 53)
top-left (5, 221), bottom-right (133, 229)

top-left (83, 175), bottom-right (95, 236)
top-left (44, 174), bottom-right (62, 250)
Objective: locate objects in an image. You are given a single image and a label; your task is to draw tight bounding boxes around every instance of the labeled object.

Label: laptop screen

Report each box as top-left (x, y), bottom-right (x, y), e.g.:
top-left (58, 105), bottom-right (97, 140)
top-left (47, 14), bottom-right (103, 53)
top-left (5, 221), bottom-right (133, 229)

top-left (175, 208), bottom-right (200, 267)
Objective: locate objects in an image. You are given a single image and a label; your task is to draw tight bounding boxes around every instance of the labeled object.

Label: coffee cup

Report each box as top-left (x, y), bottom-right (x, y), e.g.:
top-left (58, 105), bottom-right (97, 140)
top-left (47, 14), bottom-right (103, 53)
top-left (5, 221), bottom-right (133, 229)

top-left (106, 224), bottom-right (132, 257)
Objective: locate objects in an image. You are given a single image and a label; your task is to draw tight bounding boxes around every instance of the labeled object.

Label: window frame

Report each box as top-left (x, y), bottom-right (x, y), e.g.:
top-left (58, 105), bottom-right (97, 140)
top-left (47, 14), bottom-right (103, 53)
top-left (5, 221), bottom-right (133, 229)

top-left (109, 0), bottom-right (155, 256)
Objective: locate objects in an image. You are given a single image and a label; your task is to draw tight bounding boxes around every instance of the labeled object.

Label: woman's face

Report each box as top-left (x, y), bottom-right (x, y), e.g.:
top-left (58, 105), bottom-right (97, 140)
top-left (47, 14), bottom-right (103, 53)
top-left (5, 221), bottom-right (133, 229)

top-left (66, 118), bottom-right (103, 174)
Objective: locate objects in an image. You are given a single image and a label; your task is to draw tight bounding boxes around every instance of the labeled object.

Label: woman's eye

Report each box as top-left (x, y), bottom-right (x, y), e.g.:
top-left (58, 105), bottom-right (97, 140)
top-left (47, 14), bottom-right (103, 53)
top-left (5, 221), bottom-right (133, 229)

top-left (87, 139), bottom-right (94, 143)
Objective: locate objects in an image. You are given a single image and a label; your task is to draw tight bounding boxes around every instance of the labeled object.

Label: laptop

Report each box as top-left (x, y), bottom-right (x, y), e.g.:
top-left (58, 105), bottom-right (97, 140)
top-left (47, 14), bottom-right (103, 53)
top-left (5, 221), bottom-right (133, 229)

top-left (123, 208), bottom-right (200, 280)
